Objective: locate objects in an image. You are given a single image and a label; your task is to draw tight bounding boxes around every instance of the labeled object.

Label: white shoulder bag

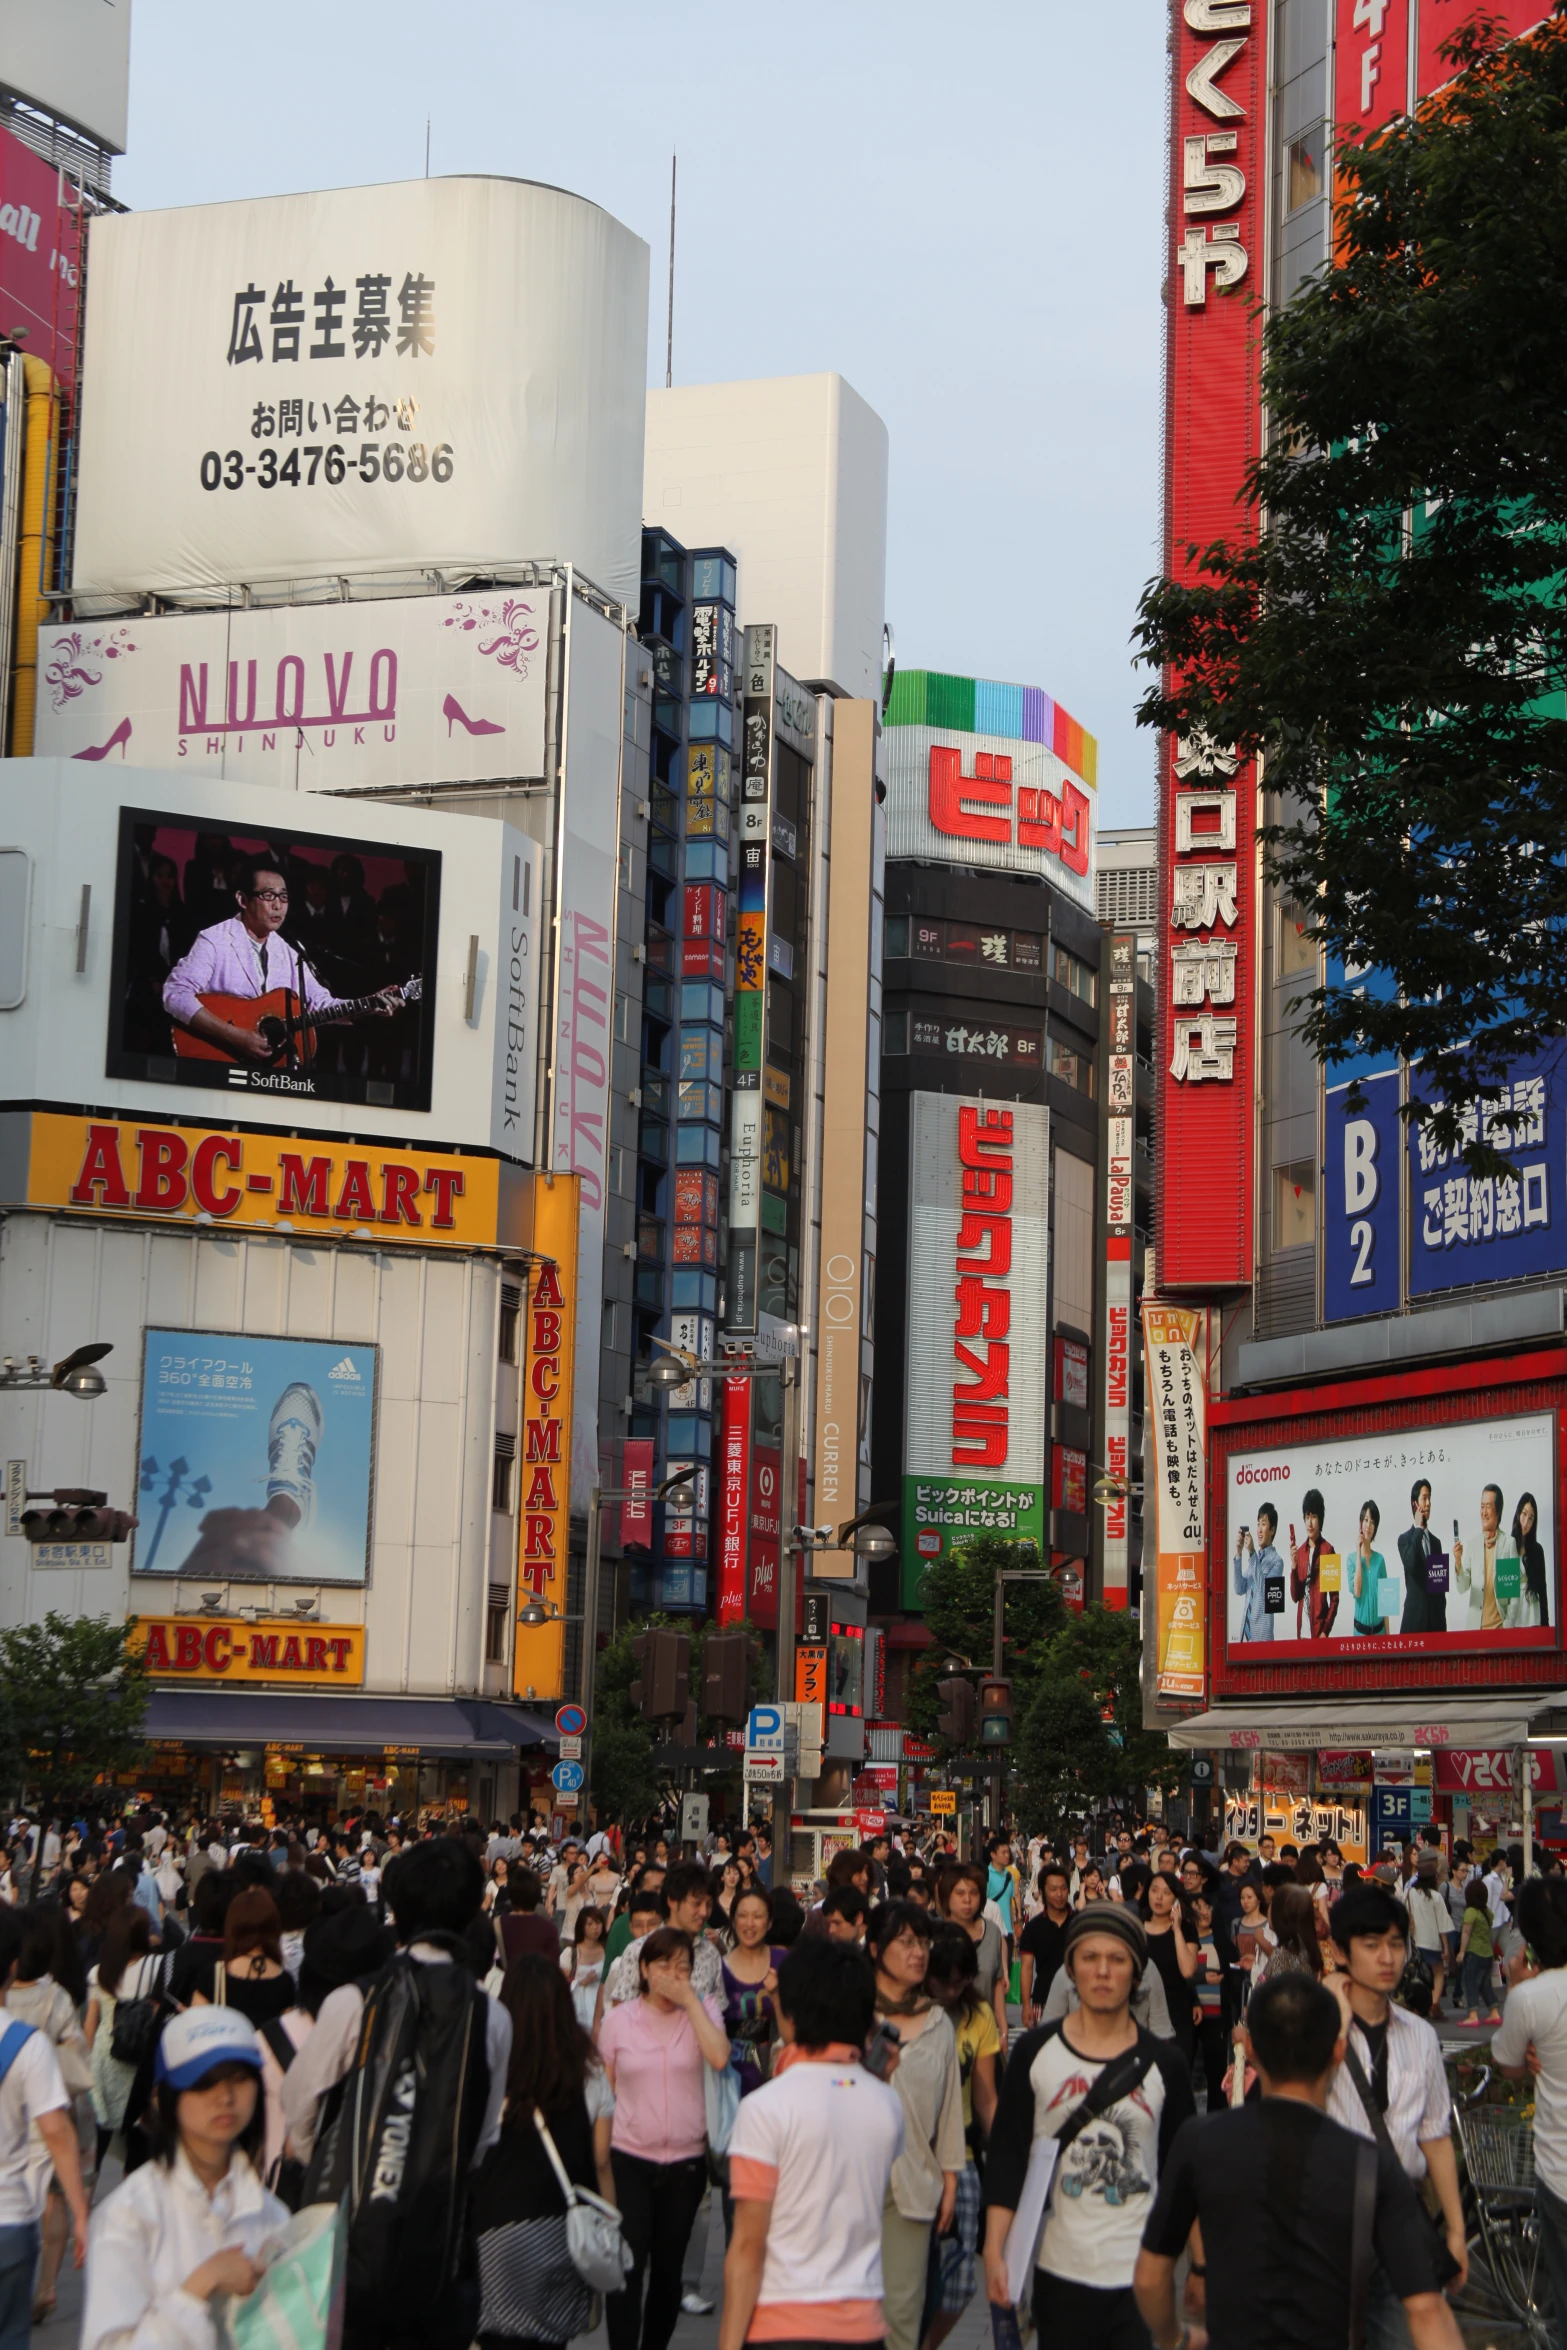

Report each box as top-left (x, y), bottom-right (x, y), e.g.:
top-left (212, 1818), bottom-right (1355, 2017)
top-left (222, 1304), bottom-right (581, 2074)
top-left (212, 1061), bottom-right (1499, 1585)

top-left (532, 2108), bottom-right (632, 2294)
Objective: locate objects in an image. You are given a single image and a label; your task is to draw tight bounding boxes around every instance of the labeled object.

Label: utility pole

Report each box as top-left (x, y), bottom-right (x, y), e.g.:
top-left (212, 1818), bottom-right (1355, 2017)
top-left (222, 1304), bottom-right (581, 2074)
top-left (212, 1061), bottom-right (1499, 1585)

top-left (774, 1357), bottom-right (802, 1850)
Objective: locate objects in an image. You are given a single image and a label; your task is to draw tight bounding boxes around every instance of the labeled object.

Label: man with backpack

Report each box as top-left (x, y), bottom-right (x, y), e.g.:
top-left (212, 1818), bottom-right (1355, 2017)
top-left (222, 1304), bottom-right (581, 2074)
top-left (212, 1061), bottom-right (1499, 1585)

top-left (280, 1838), bottom-right (511, 2350)
top-left (983, 1906), bottom-right (1194, 2348)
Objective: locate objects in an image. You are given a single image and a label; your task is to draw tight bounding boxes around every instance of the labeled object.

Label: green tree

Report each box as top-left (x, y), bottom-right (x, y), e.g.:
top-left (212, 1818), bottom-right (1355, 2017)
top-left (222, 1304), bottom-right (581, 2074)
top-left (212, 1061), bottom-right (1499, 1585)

top-left (906, 1535), bottom-right (1065, 1743)
top-left (1013, 1675), bottom-right (1111, 1843)
top-left (1047, 1607), bottom-right (1183, 1808)
top-left (0, 1613), bottom-right (149, 1891)
top-left (588, 1722), bottom-right (664, 1824)
top-left (589, 1613), bottom-right (768, 1824)
top-left (1134, 9), bottom-right (1567, 1163)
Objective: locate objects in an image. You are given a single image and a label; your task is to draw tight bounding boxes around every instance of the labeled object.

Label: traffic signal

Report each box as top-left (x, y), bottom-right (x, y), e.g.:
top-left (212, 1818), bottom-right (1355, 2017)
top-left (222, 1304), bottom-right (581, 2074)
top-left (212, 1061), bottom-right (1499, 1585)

top-left (978, 1676), bottom-right (1014, 1747)
top-left (19, 1489), bottom-right (138, 1544)
top-left (629, 1627), bottom-right (690, 1722)
top-left (936, 1671), bottom-right (975, 1745)
top-left (703, 1626), bottom-right (752, 1724)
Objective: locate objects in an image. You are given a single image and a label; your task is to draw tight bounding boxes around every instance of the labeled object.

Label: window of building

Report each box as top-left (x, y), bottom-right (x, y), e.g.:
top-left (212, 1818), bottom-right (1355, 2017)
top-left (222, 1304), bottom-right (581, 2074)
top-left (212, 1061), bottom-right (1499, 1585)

top-left (499, 1283), bottom-right (521, 1364)
top-left (1287, 128), bottom-right (1324, 214)
top-left (883, 1010), bottom-right (909, 1056)
top-left (885, 913), bottom-right (910, 957)
top-left (492, 1434), bottom-right (516, 1513)
top-left (1277, 899), bottom-right (1317, 978)
top-left (1046, 1031), bottom-right (1097, 1096)
top-left (1050, 941), bottom-right (1098, 1008)
top-left (1273, 1160), bottom-right (1317, 1250)
top-left (485, 1587), bottom-right (510, 1664)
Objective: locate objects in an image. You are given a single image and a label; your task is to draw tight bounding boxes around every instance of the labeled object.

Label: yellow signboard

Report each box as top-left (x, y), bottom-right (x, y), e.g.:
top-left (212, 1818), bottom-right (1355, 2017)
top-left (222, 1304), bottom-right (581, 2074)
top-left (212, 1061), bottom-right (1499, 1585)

top-left (23, 1112), bottom-right (517, 1249)
top-left (130, 1616), bottom-right (365, 1685)
top-left (929, 1791), bottom-right (957, 1816)
top-left (513, 1173), bottom-right (578, 1702)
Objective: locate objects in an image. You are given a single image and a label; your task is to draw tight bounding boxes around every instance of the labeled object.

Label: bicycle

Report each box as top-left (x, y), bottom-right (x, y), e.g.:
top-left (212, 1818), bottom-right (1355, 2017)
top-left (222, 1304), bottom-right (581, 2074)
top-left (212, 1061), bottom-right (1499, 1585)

top-left (1449, 2059), bottom-right (1554, 2346)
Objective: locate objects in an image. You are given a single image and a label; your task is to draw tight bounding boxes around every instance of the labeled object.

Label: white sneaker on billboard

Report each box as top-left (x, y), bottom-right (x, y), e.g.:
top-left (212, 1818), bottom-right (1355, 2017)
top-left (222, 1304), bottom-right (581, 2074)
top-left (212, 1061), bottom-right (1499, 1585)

top-left (265, 1382), bottom-right (324, 1529)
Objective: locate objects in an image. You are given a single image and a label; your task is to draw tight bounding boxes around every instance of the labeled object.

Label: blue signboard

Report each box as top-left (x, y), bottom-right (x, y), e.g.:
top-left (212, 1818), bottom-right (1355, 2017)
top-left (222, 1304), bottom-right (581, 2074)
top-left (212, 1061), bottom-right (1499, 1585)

top-left (551, 1760), bottom-right (585, 1793)
top-left (1408, 1044), bottom-right (1567, 1298)
top-left (1324, 1068), bottom-right (1402, 1322)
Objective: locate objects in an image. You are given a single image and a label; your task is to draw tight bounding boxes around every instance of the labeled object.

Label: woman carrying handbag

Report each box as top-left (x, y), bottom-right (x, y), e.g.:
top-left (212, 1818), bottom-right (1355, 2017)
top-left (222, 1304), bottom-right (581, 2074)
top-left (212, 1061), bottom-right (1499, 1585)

top-left (472, 1954), bottom-right (622, 2350)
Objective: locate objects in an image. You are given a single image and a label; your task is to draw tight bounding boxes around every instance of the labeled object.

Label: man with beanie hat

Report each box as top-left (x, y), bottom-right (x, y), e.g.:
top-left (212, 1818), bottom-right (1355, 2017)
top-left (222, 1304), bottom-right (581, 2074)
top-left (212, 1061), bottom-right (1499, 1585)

top-left (1036, 1901), bottom-right (1178, 2040)
top-left (983, 1906), bottom-right (1195, 2348)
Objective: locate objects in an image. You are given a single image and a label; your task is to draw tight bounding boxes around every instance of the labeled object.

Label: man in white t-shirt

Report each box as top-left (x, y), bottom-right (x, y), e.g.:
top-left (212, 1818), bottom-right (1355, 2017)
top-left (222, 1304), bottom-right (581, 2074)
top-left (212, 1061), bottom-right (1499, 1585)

top-left (1494, 1875), bottom-right (1567, 2326)
top-left (0, 1910), bottom-right (89, 2350)
top-left (720, 1936), bottom-right (903, 2350)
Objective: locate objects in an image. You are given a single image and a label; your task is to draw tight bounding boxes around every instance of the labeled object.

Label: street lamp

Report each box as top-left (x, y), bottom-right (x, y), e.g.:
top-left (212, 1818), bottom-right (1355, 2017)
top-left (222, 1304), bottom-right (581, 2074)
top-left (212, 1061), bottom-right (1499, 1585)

top-left (0, 1342), bottom-right (113, 1399)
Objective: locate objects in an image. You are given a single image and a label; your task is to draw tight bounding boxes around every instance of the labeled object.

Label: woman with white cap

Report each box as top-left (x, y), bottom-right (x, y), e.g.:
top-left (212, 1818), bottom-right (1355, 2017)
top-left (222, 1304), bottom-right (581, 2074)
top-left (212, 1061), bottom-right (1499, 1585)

top-left (80, 2007), bottom-right (289, 2350)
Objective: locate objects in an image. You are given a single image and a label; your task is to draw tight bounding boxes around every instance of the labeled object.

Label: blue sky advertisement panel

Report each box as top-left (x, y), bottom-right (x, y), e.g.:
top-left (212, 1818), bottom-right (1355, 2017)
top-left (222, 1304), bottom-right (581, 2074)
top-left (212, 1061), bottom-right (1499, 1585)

top-left (135, 1328), bottom-right (378, 1584)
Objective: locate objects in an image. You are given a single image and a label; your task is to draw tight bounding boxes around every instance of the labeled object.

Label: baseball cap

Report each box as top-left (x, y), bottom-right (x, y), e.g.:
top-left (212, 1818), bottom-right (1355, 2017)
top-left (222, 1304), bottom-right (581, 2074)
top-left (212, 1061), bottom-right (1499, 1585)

top-left (156, 2006), bottom-right (265, 2090)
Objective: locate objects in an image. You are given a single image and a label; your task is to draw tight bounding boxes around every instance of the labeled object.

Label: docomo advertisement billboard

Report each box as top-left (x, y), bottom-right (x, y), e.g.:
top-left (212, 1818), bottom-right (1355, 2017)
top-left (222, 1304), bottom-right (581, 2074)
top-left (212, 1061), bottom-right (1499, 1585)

top-left (1157, 0), bottom-right (1268, 1290)
top-left (72, 177), bottom-right (649, 606)
top-left (902, 1094), bottom-right (1048, 1605)
top-left (1144, 1301), bottom-right (1208, 1702)
top-left (882, 725), bottom-right (1095, 914)
top-left (1223, 1410), bottom-right (1556, 1662)
top-left (1210, 1350), bottom-right (1567, 1702)
top-left (35, 589), bottom-right (548, 786)
top-left (0, 764), bottom-right (541, 1158)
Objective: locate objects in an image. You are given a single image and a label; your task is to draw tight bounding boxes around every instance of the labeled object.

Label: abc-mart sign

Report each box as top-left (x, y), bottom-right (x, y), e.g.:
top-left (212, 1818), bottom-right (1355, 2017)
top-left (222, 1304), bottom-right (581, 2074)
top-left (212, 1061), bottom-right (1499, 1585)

top-left (882, 725), bottom-right (1096, 913)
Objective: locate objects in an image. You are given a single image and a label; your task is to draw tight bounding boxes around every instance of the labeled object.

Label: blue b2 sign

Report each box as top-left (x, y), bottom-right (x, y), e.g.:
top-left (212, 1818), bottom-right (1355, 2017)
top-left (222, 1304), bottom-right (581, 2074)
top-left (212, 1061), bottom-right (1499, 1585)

top-left (1324, 1069), bottom-right (1401, 1322)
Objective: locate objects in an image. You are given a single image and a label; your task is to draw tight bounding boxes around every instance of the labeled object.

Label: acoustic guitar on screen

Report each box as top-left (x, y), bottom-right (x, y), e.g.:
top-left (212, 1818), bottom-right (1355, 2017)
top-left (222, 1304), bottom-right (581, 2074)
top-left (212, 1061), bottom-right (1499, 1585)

top-left (171, 977), bottom-right (424, 1066)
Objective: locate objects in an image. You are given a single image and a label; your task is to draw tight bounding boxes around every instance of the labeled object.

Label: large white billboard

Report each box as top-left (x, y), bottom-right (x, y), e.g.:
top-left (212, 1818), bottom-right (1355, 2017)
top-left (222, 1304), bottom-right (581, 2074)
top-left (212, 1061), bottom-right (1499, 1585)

top-left (72, 177), bottom-right (649, 607)
top-left (1225, 1410), bottom-right (1557, 1659)
top-left (0, 762), bottom-right (541, 1159)
top-left (34, 590), bottom-right (548, 788)
top-left (0, 0), bottom-right (130, 152)
top-left (883, 724), bottom-right (1096, 913)
top-left (902, 1092), bottom-right (1049, 1601)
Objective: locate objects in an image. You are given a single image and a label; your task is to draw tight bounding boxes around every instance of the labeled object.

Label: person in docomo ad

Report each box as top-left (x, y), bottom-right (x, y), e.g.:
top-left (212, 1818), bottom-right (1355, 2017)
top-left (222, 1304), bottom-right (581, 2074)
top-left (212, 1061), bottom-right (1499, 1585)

top-left (162, 856), bottom-right (397, 1063)
top-left (1399, 1478), bottom-right (1449, 1635)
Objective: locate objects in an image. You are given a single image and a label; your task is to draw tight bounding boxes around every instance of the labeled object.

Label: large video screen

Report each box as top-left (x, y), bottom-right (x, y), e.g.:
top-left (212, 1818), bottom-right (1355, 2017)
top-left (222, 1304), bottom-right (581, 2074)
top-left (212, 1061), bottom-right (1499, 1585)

top-left (106, 806), bottom-right (440, 1111)
top-left (135, 1329), bottom-right (377, 1585)
top-left (1224, 1410), bottom-right (1556, 1661)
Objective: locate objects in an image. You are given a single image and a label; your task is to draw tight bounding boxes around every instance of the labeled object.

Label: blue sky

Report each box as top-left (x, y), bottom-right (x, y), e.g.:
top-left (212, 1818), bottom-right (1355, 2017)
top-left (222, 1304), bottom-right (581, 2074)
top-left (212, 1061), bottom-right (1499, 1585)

top-left (117, 3), bottom-right (1167, 827)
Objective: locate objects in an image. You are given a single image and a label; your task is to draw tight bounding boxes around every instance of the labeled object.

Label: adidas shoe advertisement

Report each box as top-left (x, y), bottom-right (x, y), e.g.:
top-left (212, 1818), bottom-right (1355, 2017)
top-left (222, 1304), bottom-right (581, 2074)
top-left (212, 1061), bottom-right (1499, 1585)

top-left (136, 1327), bottom-right (377, 1584)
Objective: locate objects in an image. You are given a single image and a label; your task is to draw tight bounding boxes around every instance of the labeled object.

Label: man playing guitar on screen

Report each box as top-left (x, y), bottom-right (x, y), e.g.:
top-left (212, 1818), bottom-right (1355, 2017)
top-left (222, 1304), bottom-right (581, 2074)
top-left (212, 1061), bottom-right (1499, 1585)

top-left (162, 855), bottom-right (402, 1067)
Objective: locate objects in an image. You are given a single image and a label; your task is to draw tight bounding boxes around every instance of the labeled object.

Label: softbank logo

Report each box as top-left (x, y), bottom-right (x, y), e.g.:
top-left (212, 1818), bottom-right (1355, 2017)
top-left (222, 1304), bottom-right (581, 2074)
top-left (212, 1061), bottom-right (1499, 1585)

top-left (927, 747), bottom-right (1091, 876)
top-left (327, 1357), bottom-right (362, 1382)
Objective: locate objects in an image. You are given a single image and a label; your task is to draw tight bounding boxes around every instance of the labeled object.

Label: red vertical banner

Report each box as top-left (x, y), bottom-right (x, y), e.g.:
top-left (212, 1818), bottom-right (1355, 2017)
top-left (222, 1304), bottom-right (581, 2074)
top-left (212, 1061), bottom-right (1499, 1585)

top-left (619, 1438), bottom-right (654, 1549)
top-left (1336, 0), bottom-right (1412, 136)
top-left (749, 1445), bottom-right (781, 1626)
top-left (1157, 0), bottom-right (1269, 1290)
top-left (1417, 3), bottom-right (1548, 100)
top-left (717, 1378), bottom-right (751, 1624)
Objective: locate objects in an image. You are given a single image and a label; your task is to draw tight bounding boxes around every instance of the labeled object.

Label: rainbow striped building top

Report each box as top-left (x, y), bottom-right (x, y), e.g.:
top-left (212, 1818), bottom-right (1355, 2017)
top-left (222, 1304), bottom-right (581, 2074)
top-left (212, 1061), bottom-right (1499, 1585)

top-left (883, 668), bottom-right (1098, 793)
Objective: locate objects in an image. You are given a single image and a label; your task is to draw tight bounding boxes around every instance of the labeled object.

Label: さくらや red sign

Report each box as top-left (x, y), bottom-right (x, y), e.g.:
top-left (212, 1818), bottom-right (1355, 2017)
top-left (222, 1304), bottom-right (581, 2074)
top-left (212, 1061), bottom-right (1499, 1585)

top-left (1158, 0), bottom-right (1268, 1290)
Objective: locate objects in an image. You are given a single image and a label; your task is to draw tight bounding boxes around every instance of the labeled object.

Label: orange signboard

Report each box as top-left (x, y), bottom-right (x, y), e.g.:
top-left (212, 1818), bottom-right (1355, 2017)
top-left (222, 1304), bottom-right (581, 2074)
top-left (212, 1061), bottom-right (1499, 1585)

top-left (23, 1112), bottom-right (512, 1248)
top-left (130, 1615), bottom-right (365, 1685)
top-left (512, 1173), bottom-right (578, 1702)
top-left (794, 1646), bottom-right (827, 1706)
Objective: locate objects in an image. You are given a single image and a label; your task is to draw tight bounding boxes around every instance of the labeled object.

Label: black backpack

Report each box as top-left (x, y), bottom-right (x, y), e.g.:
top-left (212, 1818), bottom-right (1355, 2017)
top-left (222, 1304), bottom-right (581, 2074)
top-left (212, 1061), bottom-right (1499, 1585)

top-left (302, 1945), bottom-right (490, 2340)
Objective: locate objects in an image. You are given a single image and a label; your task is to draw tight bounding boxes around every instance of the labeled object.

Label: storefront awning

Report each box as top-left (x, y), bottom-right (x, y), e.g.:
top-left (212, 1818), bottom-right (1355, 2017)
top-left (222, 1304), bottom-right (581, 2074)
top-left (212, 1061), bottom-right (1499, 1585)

top-left (143, 1691), bottom-right (559, 1755)
top-left (1165, 1697), bottom-right (1541, 1752)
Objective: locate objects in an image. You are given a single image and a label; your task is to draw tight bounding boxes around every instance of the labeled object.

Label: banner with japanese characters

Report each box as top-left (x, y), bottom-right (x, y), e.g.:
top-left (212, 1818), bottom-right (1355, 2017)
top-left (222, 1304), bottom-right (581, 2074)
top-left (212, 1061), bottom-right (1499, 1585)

top-left (902, 1093), bottom-right (1049, 1605)
top-left (1143, 1302), bottom-right (1208, 1702)
top-left (1224, 1410), bottom-right (1557, 1663)
top-left (71, 177), bottom-right (648, 606)
top-left (1408, 1046), bottom-right (1567, 1296)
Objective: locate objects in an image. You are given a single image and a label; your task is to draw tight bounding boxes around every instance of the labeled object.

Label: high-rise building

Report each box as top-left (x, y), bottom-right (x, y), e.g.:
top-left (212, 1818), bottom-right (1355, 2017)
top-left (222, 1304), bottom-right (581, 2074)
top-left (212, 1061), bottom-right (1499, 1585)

top-left (1153, 2), bottom-right (1567, 1828)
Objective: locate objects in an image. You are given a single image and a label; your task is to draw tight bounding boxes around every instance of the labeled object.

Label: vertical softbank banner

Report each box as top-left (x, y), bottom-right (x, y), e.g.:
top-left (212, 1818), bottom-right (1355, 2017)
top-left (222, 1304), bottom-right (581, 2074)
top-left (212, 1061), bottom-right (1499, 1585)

top-left (902, 1094), bottom-right (1049, 1608)
top-left (1157, 0), bottom-right (1268, 1289)
top-left (1143, 1302), bottom-right (1208, 1704)
top-left (554, 598), bottom-right (625, 1511)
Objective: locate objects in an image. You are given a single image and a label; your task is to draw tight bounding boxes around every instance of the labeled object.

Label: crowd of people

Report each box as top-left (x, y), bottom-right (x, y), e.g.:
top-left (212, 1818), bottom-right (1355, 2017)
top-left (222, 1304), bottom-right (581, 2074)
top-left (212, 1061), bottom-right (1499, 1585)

top-left (0, 1798), bottom-right (1557, 2350)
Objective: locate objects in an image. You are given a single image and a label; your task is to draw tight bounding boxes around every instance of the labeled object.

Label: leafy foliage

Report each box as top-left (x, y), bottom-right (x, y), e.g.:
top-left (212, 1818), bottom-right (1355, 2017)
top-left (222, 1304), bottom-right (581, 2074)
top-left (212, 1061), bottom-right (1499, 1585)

top-left (906, 1535), bottom-right (1065, 1742)
top-left (1013, 1676), bottom-right (1109, 1841)
top-left (1135, 9), bottom-right (1567, 1165)
top-left (0, 1613), bottom-right (150, 1882)
top-left (588, 1722), bottom-right (664, 1825)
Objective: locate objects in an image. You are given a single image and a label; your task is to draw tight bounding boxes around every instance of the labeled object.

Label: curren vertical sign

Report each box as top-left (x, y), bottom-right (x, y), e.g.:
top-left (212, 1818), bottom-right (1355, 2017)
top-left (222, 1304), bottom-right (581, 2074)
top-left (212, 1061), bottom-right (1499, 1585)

top-left (1158, 0), bottom-right (1267, 1290)
top-left (513, 1175), bottom-right (579, 1701)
